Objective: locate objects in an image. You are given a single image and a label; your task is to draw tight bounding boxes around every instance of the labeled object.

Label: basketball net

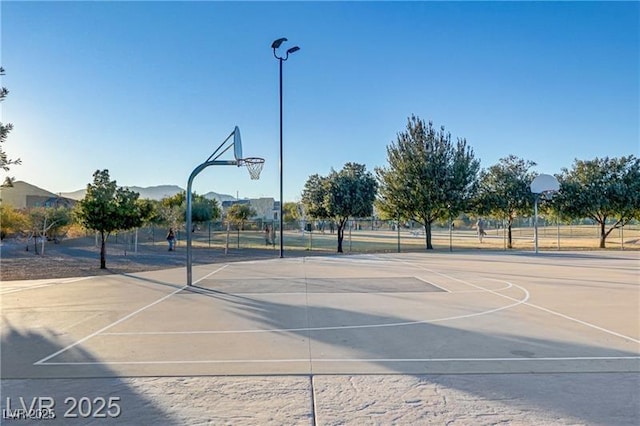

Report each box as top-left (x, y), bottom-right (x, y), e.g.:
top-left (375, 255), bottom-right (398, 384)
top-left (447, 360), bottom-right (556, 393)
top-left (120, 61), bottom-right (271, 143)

top-left (240, 157), bottom-right (265, 180)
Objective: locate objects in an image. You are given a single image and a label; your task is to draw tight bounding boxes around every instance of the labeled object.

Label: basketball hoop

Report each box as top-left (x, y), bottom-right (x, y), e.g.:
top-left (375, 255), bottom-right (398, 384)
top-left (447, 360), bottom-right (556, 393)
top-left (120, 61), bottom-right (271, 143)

top-left (530, 174), bottom-right (560, 255)
top-left (239, 157), bottom-right (265, 180)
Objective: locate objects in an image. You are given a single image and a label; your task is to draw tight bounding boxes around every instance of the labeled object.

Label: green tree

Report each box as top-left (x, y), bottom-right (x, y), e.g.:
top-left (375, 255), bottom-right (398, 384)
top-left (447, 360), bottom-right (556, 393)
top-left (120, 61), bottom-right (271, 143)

top-left (157, 192), bottom-right (185, 229)
top-left (156, 192), bottom-right (220, 231)
top-left (191, 194), bottom-right (221, 225)
top-left (555, 156), bottom-right (640, 248)
top-left (75, 170), bottom-right (150, 268)
top-left (0, 67), bottom-right (20, 187)
top-left (283, 201), bottom-right (301, 224)
top-left (30, 206), bottom-right (71, 239)
top-left (140, 199), bottom-right (162, 225)
top-left (474, 155), bottom-right (537, 249)
top-left (163, 192), bottom-right (186, 208)
top-left (226, 203), bottom-right (256, 230)
top-left (301, 174), bottom-right (330, 220)
top-left (0, 204), bottom-right (28, 239)
top-left (302, 163), bottom-right (377, 253)
top-left (27, 207), bottom-right (72, 254)
top-left (376, 116), bottom-right (479, 249)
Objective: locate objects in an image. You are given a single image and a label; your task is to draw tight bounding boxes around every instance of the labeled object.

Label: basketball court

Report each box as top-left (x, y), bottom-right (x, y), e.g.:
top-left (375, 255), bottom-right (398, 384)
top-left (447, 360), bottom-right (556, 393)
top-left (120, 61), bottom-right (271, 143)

top-left (1, 251), bottom-right (639, 424)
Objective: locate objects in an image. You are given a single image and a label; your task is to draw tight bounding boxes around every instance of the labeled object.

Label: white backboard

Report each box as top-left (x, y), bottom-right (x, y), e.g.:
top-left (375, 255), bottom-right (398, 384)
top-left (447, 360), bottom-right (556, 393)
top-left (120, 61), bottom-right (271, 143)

top-left (530, 174), bottom-right (560, 194)
top-left (233, 126), bottom-right (242, 161)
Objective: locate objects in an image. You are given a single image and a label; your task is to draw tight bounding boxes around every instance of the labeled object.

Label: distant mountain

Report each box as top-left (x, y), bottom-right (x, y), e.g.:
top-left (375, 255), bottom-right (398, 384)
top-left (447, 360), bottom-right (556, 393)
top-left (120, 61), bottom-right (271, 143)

top-left (128, 185), bottom-right (184, 200)
top-left (60, 185), bottom-right (236, 204)
top-left (59, 188), bottom-right (87, 200)
top-left (0, 181), bottom-right (58, 209)
top-left (203, 191), bottom-right (237, 204)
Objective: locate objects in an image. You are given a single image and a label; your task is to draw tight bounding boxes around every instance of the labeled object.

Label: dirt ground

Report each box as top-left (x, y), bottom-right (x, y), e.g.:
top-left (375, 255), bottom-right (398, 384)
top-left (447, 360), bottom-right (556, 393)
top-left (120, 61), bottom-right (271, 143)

top-left (0, 237), bottom-right (284, 281)
top-left (2, 230), bottom-right (637, 282)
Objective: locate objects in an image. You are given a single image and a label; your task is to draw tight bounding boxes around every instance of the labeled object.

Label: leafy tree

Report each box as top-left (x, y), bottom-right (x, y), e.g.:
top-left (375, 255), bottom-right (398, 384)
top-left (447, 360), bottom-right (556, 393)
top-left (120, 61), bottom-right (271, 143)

top-left (140, 199), bottom-right (163, 225)
top-left (283, 201), bottom-right (301, 224)
top-left (554, 156), bottom-right (640, 248)
top-left (27, 207), bottom-right (72, 254)
top-left (191, 194), bottom-right (221, 225)
top-left (474, 155), bottom-right (537, 249)
top-left (163, 192), bottom-right (186, 208)
top-left (30, 207), bottom-right (71, 239)
top-left (0, 204), bottom-right (28, 239)
top-left (156, 193), bottom-right (185, 229)
top-left (301, 174), bottom-right (330, 220)
top-left (0, 67), bottom-right (20, 187)
top-left (156, 192), bottom-right (220, 230)
top-left (226, 203), bottom-right (256, 230)
top-left (75, 170), bottom-right (150, 268)
top-left (302, 163), bottom-right (377, 253)
top-left (376, 116), bottom-right (479, 249)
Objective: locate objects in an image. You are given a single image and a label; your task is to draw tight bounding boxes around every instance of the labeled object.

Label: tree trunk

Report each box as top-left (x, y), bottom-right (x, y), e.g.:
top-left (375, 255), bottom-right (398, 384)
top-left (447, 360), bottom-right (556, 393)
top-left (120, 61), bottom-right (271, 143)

top-left (41, 217), bottom-right (47, 255)
top-left (337, 225), bottom-right (344, 253)
top-left (424, 221), bottom-right (433, 250)
top-left (100, 231), bottom-right (107, 269)
top-left (507, 219), bottom-right (513, 249)
top-left (599, 220), bottom-right (606, 249)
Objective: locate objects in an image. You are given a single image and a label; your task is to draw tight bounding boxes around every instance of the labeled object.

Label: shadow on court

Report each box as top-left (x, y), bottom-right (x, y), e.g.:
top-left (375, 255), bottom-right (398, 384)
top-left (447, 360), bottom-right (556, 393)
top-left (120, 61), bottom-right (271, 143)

top-left (187, 286), bottom-right (640, 425)
top-left (0, 322), bottom-right (180, 424)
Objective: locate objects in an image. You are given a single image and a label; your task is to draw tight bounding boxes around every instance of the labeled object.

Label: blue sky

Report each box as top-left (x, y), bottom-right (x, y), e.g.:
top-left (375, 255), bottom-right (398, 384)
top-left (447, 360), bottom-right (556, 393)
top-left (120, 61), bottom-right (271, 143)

top-left (2, 1), bottom-right (638, 201)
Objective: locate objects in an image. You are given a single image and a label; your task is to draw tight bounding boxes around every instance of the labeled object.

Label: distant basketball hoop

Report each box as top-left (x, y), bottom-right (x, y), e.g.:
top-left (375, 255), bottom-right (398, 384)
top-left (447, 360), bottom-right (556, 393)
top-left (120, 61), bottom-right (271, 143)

top-left (530, 174), bottom-right (560, 254)
top-left (239, 157), bottom-right (265, 180)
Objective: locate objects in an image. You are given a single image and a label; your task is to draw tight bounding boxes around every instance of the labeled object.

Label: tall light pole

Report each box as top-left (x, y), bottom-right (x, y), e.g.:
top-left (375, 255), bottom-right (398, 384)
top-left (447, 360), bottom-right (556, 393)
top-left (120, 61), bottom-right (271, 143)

top-left (272, 37), bottom-right (299, 258)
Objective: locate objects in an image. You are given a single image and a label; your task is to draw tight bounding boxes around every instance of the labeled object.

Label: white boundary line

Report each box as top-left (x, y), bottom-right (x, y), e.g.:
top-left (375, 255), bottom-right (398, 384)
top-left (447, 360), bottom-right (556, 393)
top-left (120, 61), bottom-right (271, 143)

top-left (102, 279), bottom-right (528, 336)
top-left (0, 276), bottom-right (94, 295)
top-left (34, 265), bottom-right (229, 365)
top-left (400, 258), bottom-right (640, 345)
top-left (34, 286), bottom-right (188, 365)
top-left (38, 355), bottom-right (640, 366)
top-left (414, 276), bottom-right (451, 293)
top-left (31, 254), bottom-right (638, 369)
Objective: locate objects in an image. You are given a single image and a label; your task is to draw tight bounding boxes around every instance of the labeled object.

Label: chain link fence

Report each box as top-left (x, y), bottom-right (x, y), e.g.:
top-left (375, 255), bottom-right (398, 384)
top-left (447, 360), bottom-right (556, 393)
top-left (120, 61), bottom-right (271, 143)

top-left (98, 218), bottom-right (639, 254)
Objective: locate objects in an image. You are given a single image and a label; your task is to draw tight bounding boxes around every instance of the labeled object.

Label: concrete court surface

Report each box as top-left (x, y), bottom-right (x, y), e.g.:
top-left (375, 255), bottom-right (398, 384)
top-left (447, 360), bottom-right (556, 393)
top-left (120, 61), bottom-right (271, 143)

top-left (1, 251), bottom-right (638, 424)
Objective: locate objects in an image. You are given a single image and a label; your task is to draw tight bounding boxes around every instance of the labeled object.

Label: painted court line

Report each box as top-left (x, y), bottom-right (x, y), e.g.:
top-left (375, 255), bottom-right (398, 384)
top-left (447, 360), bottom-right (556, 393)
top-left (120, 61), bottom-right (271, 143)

top-left (37, 355), bottom-right (640, 366)
top-left (402, 258), bottom-right (640, 345)
top-left (34, 265), bottom-right (229, 365)
top-left (34, 285), bottom-right (188, 365)
top-left (102, 279), bottom-right (529, 336)
top-left (0, 276), bottom-right (94, 295)
top-left (449, 282), bottom-right (514, 294)
top-left (414, 276), bottom-right (451, 293)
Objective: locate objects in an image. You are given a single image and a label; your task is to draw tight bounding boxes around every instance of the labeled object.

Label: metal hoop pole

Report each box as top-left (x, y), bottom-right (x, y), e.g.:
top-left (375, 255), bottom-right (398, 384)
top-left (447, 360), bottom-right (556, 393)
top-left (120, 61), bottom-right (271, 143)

top-left (534, 194), bottom-right (539, 254)
top-left (272, 38), bottom-right (299, 259)
top-left (278, 57), bottom-right (284, 258)
top-left (186, 160), bottom-right (235, 286)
